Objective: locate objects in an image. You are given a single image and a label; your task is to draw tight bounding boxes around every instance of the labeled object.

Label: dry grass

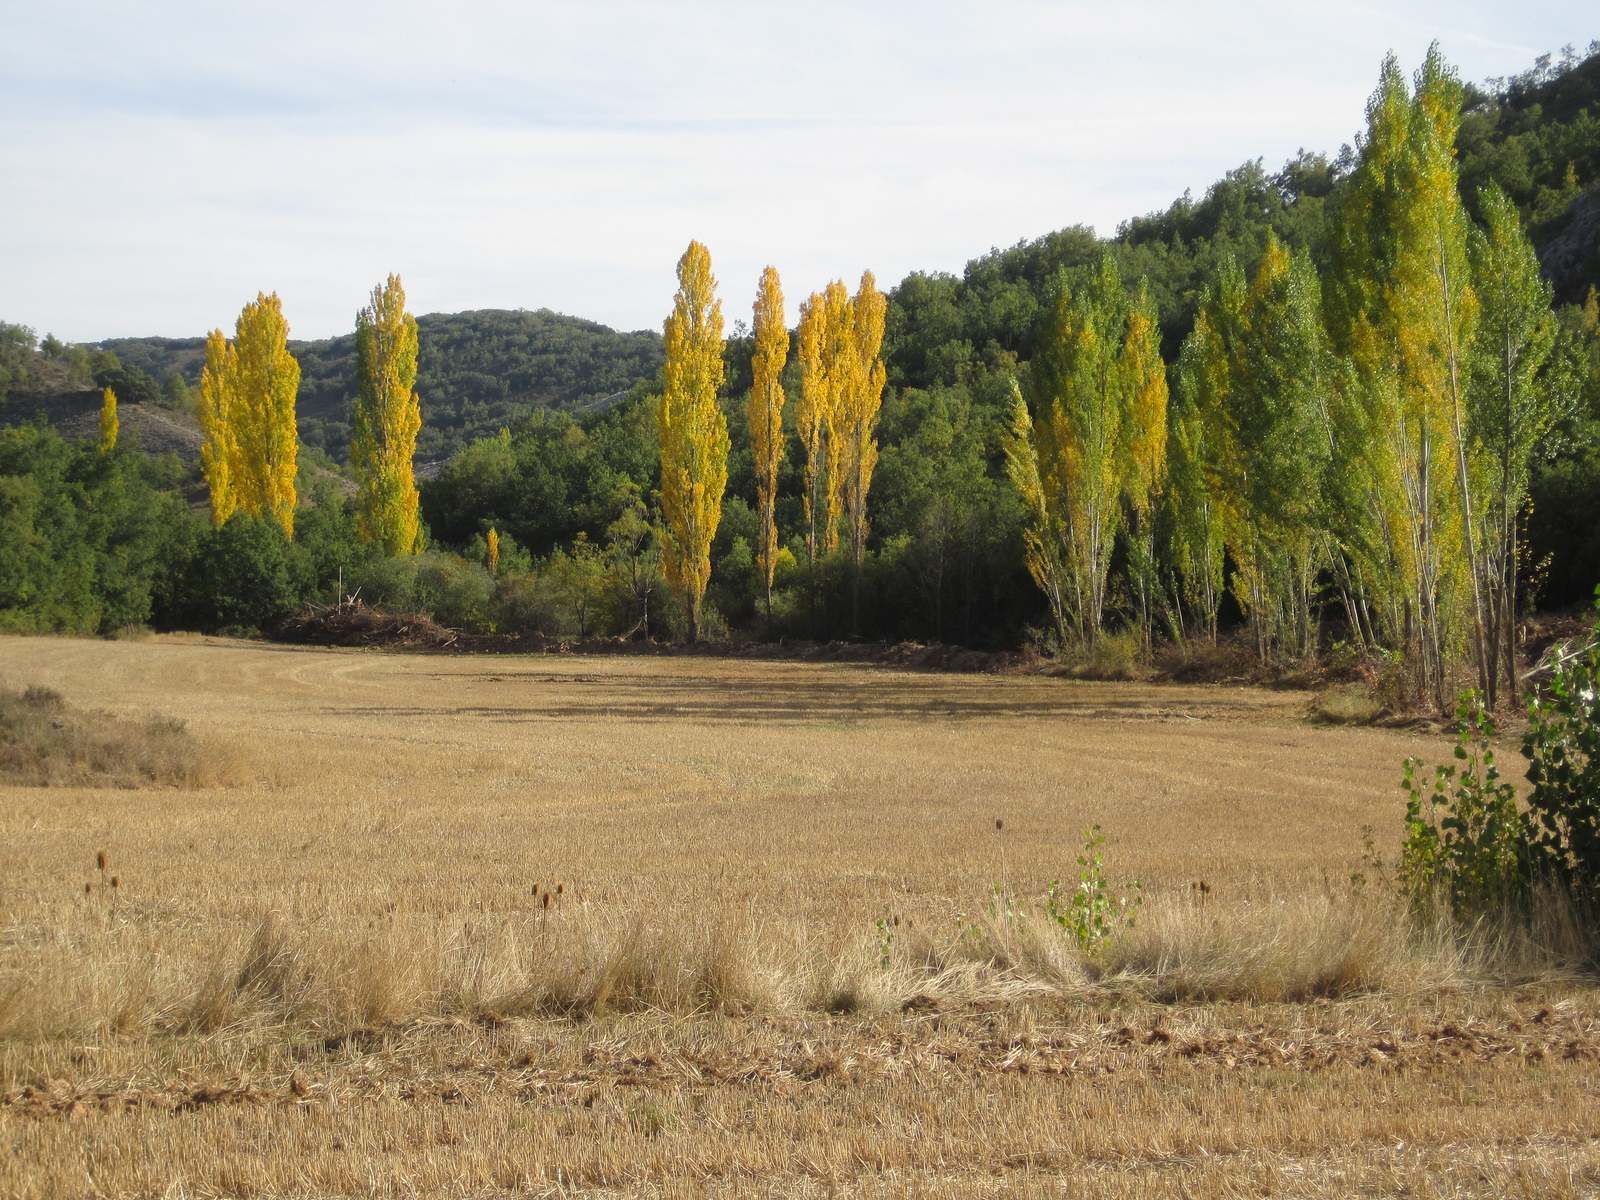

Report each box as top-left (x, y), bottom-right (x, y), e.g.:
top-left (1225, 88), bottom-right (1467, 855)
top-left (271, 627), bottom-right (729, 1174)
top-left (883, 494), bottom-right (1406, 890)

top-left (1, 633), bottom-right (1595, 1197)
top-left (1310, 681), bottom-right (1386, 725)
top-left (0, 682), bottom-right (235, 788)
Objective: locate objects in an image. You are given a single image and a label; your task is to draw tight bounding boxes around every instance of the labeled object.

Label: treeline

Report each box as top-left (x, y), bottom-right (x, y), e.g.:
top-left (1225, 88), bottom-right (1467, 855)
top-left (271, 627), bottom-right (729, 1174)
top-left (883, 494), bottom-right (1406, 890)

top-left (3, 43), bottom-right (1599, 691)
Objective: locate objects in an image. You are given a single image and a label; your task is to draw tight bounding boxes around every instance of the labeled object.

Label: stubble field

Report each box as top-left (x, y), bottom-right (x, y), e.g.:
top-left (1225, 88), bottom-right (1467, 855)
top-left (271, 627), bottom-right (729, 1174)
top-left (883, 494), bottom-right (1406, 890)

top-left (2, 634), bottom-right (1596, 1197)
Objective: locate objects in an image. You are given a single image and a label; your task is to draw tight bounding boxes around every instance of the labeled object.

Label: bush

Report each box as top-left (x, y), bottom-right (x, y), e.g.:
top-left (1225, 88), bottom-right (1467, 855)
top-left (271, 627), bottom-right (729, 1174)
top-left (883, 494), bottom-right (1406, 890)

top-left (180, 514), bottom-right (304, 633)
top-left (1399, 597), bottom-right (1600, 929)
top-left (490, 572), bottom-right (557, 636)
top-left (411, 552), bottom-right (494, 630)
top-left (1524, 597), bottom-right (1600, 908)
top-left (1400, 692), bottom-right (1529, 921)
top-left (0, 684), bottom-right (233, 788)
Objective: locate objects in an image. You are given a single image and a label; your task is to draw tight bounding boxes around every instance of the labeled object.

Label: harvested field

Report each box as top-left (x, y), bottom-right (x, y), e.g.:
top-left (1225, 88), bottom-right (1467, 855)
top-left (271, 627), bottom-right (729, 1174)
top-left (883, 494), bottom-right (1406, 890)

top-left (1, 634), bottom-right (1595, 1197)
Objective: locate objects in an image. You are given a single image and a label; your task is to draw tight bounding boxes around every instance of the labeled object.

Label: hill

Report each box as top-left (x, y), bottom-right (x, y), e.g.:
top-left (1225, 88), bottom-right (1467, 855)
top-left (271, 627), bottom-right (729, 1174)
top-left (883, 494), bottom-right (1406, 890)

top-left (98, 308), bottom-right (664, 463)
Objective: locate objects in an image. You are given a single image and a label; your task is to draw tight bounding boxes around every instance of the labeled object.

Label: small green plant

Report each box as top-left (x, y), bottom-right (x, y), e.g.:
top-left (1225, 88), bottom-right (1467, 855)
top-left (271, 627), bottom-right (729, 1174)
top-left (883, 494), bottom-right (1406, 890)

top-left (873, 915), bottom-right (898, 968)
top-left (1523, 595), bottom-right (1600, 907)
top-left (1044, 824), bottom-right (1141, 953)
top-left (1399, 691), bottom-right (1529, 921)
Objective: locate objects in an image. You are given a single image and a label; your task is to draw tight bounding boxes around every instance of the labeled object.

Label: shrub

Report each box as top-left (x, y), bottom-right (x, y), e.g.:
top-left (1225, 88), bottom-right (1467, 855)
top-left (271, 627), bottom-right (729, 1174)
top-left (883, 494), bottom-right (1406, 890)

top-left (0, 685), bottom-right (234, 788)
top-left (490, 571), bottom-right (557, 636)
top-left (1523, 597), bottom-right (1600, 908)
top-left (412, 552), bottom-right (494, 630)
top-left (1066, 630), bottom-right (1143, 680)
top-left (179, 513), bottom-right (304, 633)
top-left (1399, 692), bottom-right (1529, 922)
top-left (1043, 824), bottom-right (1142, 953)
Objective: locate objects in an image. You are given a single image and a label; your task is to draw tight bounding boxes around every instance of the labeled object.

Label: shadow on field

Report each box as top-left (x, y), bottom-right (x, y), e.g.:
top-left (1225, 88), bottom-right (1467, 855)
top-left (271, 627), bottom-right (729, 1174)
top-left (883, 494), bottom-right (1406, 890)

top-left (319, 671), bottom-right (1268, 726)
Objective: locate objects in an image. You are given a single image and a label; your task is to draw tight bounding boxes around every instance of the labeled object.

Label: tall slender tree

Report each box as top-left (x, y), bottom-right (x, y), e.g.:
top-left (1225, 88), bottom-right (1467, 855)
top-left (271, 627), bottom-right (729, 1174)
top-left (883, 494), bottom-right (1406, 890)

top-left (352, 274), bottom-right (423, 555)
top-left (841, 270), bottom-right (887, 629)
top-left (229, 293), bottom-right (302, 537)
top-left (795, 290), bottom-right (830, 564)
top-left (198, 329), bottom-right (239, 527)
top-left (1003, 381), bottom-right (1070, 647)
top-left (1017, 255), bottom-right (1134, 643)
top-left (819, 280), bottom-right (856, 556)
top-left (748, 266), bottom-right (787, 618)
top-left (1469, 184), bottom-right (1565, 706)
top-left (658, 240), bottom-right (728, 642)
top-left (1328, 48), bottom-right (1477, 711)
top-left (97, 387), bottom-right (118, 455)
top-left (1118, 279), bottom-right (1168, 649)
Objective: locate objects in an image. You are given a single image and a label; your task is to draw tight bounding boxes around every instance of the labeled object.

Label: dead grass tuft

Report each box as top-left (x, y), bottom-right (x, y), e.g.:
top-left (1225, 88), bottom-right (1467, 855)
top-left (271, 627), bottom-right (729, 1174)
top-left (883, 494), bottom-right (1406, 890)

top-left (1311, 682), bottom-right (1386, 725)
top-left (0, 684), bottom-right (239, 788)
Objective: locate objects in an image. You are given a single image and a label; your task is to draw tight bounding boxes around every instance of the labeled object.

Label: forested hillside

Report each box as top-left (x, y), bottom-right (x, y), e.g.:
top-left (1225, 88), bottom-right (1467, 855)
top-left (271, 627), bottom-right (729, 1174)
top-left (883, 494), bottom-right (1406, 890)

top-left (3, 42), bottom-right (1597, 658)
top-left (41, 45), bottom-right (1595, 470)
top-left (98, 309), bottom-right (664, 461)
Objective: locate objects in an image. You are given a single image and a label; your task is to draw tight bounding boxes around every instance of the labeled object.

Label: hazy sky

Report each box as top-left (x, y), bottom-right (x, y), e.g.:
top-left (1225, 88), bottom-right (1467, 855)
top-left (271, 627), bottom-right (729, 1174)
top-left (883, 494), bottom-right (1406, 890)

top-left (1, 1), bottom-right (1592, 342)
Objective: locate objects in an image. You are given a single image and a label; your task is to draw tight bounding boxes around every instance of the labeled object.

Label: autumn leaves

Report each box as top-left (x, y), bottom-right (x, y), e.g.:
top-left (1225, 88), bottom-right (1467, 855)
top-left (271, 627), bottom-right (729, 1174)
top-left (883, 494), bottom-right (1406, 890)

top-left (659, 244), bottom-right (886, 640)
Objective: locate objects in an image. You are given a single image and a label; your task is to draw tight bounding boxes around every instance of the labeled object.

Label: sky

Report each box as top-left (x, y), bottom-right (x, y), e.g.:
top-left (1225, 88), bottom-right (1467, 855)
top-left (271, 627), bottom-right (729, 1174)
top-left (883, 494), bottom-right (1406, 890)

top-left (0, 1), bottom-right (1593, 342)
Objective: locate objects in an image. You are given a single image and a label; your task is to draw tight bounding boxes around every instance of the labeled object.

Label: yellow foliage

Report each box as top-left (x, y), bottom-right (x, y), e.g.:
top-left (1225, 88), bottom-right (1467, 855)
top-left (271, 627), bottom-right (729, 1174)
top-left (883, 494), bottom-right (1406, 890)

top-left (198, 329), bottom-right (239, 527)
top-left (748, 266), bottom-right (787, 610)
top-left (658, 240), bottom-right (728, 642)
top-left (840, 270), bottom-right (886, 570)
top-left (353, 274), bottom-right (423, 555)
top-left (795, 290), bottom-right (830, 562)
top-left (199, 294), bottom-right (301, 536)
top-left (486, 527), bottom-right (500, 576)
top-left (97, 387), bottom-right (118, 455)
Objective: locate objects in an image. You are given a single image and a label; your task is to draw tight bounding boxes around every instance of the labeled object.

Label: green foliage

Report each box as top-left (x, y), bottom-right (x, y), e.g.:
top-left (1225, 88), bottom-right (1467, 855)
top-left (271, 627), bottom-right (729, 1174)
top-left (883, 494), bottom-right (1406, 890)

top-left (420, 394), bottom-right (657, 558)
top-left (1400, 692), bottom-right (1529, 920)
top-left (1523, 596), bottom-right (1600, 905)
top-left (1044, 825), bottom-right (1142, 953)
top-left (179, 513), bottom-right (304, 633)
top-left (99, 309), bottom-right (665, 461)
top-left (0, 425), bottom-right (193, 634)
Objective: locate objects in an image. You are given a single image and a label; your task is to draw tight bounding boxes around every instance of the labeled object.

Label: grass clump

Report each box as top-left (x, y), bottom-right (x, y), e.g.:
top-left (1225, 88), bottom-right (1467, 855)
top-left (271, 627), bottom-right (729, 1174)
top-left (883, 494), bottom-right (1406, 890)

top-left (1311, 682), bottom-right (1385, 725)
top-left (0, 683), bottom-right (232, 788)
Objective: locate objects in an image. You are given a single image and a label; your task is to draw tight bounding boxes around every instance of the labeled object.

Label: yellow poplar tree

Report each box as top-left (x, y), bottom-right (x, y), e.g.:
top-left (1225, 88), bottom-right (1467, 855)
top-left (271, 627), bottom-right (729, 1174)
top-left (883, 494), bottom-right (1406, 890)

top-left (97, 386), bottom-right (118, 454)
top-left (819, 280), bottom-right (856, 555)
top-left (1118, 279), bottom-right (1168, 647)
top-left (658, 240), bottom-right (729, 642)
top-left (486, 527), bottom-right (500, 575)
top-left (748, 266), bottom-right (787, 618)
top-left (795, 291), bottom-right (830, 563)
top-left (198, 294), bottom-right (301, 535)
top-left (842, 271), bottom-right (885, 570)
top-left (352, 274), bottom-right (423, 555)
top-left (234, 293), bottom-right (301, 537)
top-left (198, 329), bottom-right (239, 526)
top-left (840, 271), bottom-right (886, 630)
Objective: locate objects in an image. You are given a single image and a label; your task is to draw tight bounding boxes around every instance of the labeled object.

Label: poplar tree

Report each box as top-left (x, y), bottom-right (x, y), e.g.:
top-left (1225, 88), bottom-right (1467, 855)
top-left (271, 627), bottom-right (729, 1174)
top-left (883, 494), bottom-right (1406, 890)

top-left (819, 279), bottom-right (856, 555)
top-left (1169, 344), bottom-right (1224, 642)
top-left (1003, 382), bottom-right (1070, 647)
top-left (1018, 255), bottom-right (1133, 643)
top-left (1469, 184), bottom-right (1564, 706)
top-left (748, 266), bottom-right (787, 618)
top-left (97, 387), bottom-right (118, 455)
top-left (795, 290), bottom-right (829, 563)
top-left (198, 329), bottom-right (239, 527)
top-left (841, 270), bottom-right (886, 629)
top-left (486, 527), bottom-right (500, 576)
top-left (1119, 279), bottom-right (1168, 649)
top-left (658, 240), bottom-right (728, 642)
top-left (1328, 48), bottom-right (1478, 710)
top-left (352, 274), bottom-right (422, 556)
top-left (199, 294), bottom-right (301, 536)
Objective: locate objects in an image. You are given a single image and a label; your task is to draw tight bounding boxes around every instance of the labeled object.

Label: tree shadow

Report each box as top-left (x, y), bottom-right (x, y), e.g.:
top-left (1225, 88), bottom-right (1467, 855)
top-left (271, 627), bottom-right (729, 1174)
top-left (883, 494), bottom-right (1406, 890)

top-left (322, 669), bottom-right (1268, 726)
